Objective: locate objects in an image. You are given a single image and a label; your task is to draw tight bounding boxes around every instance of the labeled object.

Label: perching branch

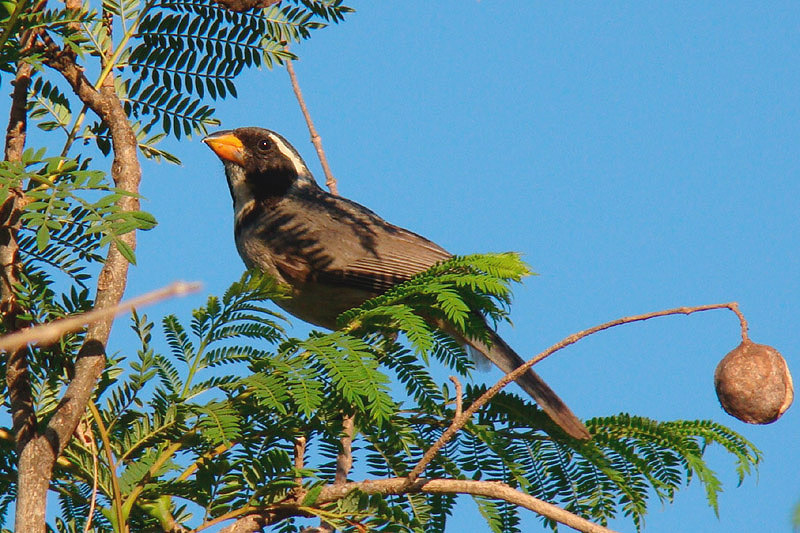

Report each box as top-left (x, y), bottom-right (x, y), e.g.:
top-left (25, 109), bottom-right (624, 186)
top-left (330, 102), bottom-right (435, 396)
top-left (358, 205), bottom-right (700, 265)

top-left (0, 281), bottom-right (201, 353)
top-left (285, 55), bottom-right (339, 195)
top-left (406, 302), bottom-right (748, 484)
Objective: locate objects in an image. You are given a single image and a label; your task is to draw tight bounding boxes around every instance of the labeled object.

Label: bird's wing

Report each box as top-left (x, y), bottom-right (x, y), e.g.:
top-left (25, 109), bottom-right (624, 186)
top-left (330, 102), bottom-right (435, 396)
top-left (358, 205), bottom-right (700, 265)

top-left (264, 187), bottom-right (452, 295)
top-left (319, 232), bottom-right (452, 293)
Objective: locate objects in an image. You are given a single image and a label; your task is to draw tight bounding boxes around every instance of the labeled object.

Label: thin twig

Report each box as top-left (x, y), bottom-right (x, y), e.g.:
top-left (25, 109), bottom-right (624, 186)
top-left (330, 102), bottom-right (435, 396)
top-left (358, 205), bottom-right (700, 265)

top-left (284, 53), bottom-right (339, 195)
top-left (406, 302), bottom-right (746, 484)
top-left (335, 416), bottom-right (354, 484)
top-left (0, 281), bottom-right (201, 353)
top-left (294, 435), bottom-right (306, 489)
top-left (319, 415), bottom-right (355, 532)
top-left (449, 376), bottom-right (463, 420)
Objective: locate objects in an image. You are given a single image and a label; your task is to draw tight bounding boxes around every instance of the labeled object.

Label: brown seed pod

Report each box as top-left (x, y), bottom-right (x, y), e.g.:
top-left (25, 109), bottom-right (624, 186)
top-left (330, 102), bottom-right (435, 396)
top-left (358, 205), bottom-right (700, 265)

top-left (714, 340), bottom-right (793, 424)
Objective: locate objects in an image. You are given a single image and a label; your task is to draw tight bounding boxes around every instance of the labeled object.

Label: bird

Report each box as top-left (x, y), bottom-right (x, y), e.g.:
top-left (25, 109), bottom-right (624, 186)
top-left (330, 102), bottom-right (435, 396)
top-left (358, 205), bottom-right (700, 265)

top-left (203, 127), bottom-right (590, 440)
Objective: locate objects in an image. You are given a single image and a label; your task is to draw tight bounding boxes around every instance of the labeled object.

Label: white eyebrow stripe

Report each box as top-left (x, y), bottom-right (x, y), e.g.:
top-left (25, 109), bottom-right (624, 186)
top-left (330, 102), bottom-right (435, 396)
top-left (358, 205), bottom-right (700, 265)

top-left (268, 133), bottom-right (308, 176)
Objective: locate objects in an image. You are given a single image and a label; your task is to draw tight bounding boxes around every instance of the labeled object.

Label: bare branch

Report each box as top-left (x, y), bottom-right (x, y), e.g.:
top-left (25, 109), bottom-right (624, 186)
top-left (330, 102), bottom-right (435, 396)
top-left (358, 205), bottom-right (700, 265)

top-left (407, 302), bottom-right (746, 484)
top-left (285, 55), bottom-right (339, 195)
top-left (449, 376), bottom-right (463, 419)
top-left (0, 281), bottom-right (201, 353)
top-left (320, 478), bottom-right (619, 533)
top-left (335, 416), bottom-right (355, 484)
top-left (221, 477), bottom-right (618, 533)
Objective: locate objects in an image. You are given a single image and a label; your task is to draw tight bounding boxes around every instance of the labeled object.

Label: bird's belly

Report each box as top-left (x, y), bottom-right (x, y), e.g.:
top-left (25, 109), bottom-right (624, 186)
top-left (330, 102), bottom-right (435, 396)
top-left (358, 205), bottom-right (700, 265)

top-left (235, 229), bottom-right (285, 281)
top-left (278, 281), bottom-right (376, 330)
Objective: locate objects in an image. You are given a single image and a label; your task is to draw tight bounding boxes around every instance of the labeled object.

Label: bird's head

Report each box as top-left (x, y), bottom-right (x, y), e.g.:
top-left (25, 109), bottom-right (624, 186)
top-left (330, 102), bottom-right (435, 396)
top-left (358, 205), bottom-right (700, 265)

top-left (203, 127), bottom-right (315, 207)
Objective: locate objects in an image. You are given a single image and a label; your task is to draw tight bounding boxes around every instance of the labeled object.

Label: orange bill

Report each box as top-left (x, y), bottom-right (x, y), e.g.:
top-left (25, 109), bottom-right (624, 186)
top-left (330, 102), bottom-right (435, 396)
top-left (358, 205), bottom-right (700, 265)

top-left (203, 131), bottom-right (245, 165)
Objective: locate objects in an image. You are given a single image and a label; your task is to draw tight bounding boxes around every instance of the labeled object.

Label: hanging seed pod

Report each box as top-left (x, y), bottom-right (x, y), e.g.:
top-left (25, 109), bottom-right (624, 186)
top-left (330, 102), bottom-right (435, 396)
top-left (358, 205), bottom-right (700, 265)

top-left (714, 340), bottom-right (793, 424)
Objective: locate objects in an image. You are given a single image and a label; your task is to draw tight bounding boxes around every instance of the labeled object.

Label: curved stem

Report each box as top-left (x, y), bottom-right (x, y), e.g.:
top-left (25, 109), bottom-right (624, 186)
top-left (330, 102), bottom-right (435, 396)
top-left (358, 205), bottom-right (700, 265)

top-left (407, 302), bottom-right (747, 484)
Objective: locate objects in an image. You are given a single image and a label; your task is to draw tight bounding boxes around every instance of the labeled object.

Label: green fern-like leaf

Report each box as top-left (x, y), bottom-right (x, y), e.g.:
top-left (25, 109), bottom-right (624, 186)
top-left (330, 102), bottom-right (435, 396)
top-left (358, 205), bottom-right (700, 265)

top-left (296, 331), bottom-right (395, 423)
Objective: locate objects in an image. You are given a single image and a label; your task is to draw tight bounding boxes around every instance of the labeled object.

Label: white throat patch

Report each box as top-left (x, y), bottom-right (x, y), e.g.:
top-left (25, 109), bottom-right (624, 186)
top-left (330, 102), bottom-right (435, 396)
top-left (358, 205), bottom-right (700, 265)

top-left (224, 162), bottom-right (256, 223)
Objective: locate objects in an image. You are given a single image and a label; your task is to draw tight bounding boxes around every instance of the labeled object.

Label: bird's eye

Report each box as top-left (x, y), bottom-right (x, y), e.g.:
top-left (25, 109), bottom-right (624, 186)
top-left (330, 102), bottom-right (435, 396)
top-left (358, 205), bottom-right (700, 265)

top-left (258, 139), bottom-right (271, 151)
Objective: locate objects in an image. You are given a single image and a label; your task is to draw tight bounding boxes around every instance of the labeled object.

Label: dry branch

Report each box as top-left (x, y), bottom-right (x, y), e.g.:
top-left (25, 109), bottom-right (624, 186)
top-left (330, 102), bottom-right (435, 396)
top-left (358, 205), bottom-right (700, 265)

top-left (285, 55), bottom-right (339, 195)
top-left (0, 281), bottom-right (201, 353)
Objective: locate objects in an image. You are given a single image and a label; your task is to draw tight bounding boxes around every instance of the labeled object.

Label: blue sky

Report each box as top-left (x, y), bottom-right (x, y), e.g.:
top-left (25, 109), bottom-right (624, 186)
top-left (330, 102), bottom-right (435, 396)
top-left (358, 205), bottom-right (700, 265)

top-left (17, 2), bottom-right (800, 532)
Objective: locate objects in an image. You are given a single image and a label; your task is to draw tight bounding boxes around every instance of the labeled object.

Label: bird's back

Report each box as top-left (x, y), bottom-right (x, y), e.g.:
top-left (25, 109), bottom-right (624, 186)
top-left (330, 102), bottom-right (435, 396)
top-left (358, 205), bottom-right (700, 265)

top-left (235, 183), bottom-right (451, 328)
